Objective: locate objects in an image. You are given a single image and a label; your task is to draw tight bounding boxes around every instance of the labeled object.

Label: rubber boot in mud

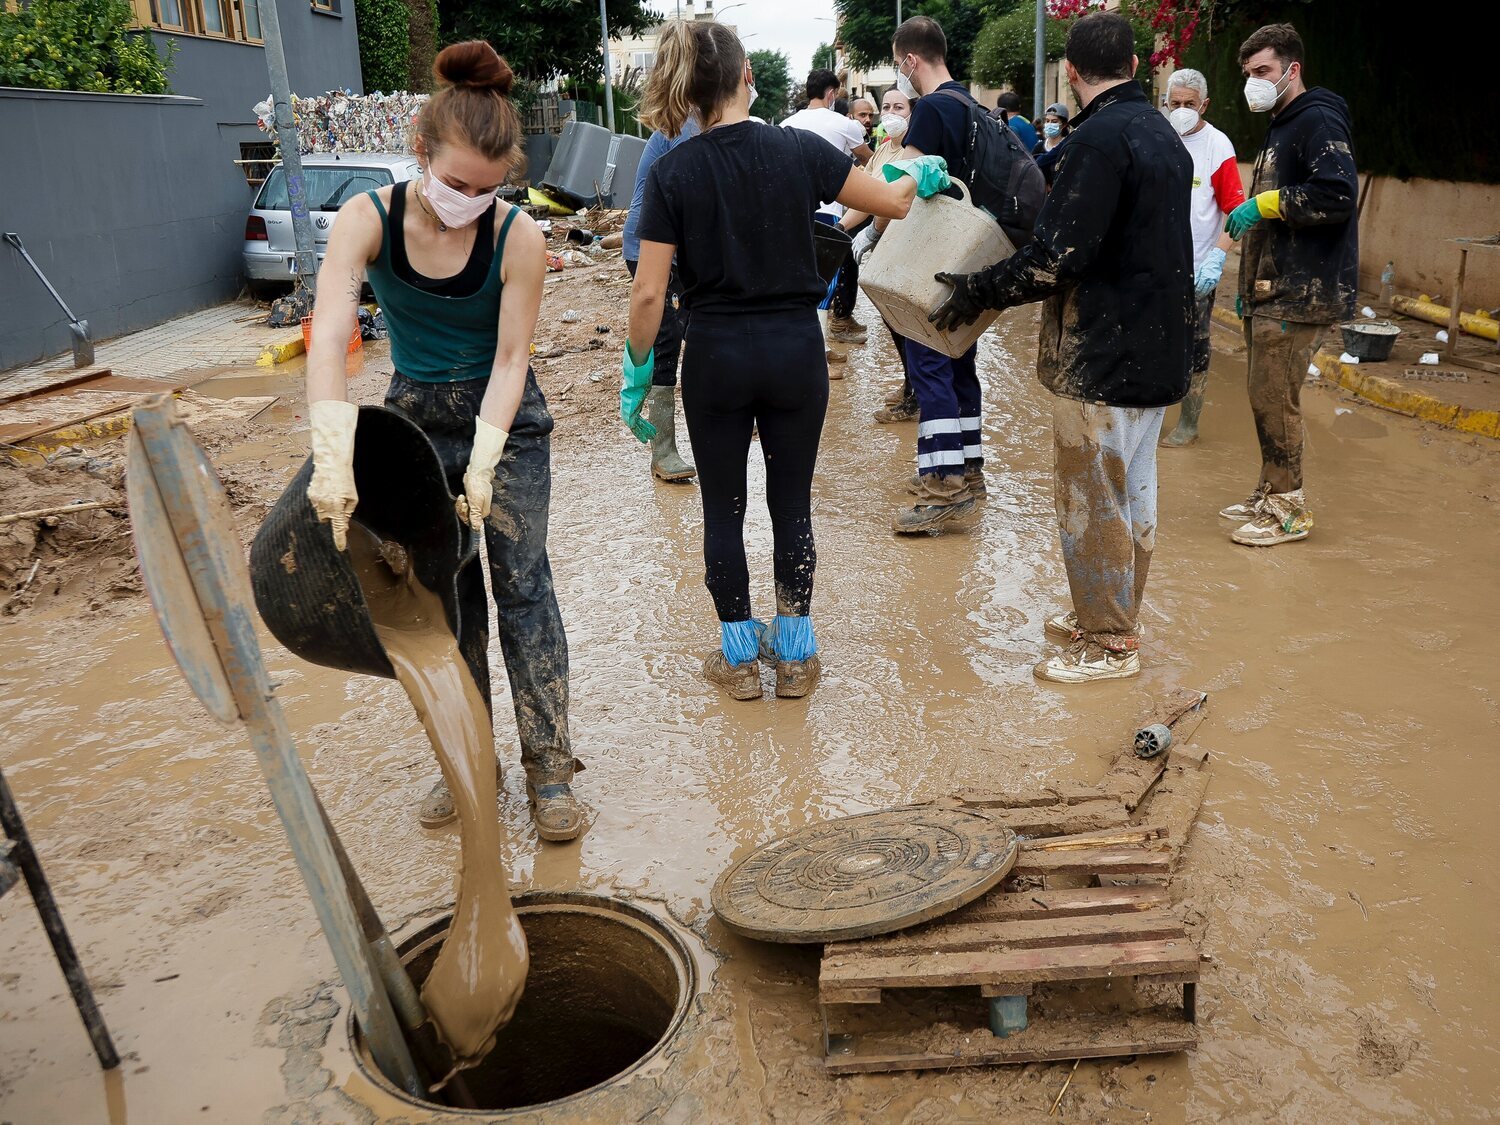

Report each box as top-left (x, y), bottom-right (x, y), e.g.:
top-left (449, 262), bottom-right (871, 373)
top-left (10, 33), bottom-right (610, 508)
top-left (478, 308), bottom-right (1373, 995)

top-left (645, 385), bottom-right (696, 483)
top-left (526, 779), bottom-right (586, 842)
top-left (1160, 372), bottom-right (1208, 447)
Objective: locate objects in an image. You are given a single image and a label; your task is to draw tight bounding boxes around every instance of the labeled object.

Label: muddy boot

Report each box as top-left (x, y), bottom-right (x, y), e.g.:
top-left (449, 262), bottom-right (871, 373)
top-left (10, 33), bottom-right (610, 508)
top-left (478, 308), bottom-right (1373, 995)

top-left (1231, 488), bottom-right (1312, 546)
top-left (1219, 482), bottom-right (1270, 521)
top-left (1160, 372), bottom-right (1208, 447)
top-left (874, 397), bottom-right (918, 423)
top-left (825, 348), bottom-right (847, 380)
top-left (826, 314), bottom-right (868, 344)
top-left (893, 473), bottom-right (977, 535)
top-left (1034, 637), bottom-right (1141, 684)
top-left (704, 619), bottom-right (765, 700)
top-left (757, 615), bottom-right (822, 699)
top-left (645, 385), bottom-right (695, 482)
top-left (417, 758), bottom-right (503, 829)
top-left (884, 383), bottom-right (910, 406)
top-left (906, 467), bottom-right (986, 497)
top-left (526, 779), bottom-right (586, 842)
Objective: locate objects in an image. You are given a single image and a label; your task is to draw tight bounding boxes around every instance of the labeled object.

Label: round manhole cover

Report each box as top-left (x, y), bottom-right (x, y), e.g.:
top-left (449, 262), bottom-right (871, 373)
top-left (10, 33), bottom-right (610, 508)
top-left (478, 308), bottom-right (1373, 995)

top-left (711, 805), bottom-right (1019, 943)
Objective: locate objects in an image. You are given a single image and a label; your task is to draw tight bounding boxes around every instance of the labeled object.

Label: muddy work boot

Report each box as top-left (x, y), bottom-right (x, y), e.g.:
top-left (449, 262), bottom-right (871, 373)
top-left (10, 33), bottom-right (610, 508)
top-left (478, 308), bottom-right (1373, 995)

top-left (894, 473), bottom-right (978, 535)
top-left (645, 385), bottom-right (695, 483)
top-left (417, 758), bottom-right (503, 829)
top-left (826, 314), bottom-right (868, 344)
top-left (1231, 488), bottom-right (1313, 547)
top-left (757, 615), bottom-right (822, 700)
top-left (1034, 638), bottom-right (1141, 684)
top-left (905, 467), bottom-right (986, 498)
top-left (1219, 482), bottom-right (1270, 521)
top-left (873, 397), bottom-right (918, 424)
top-left (526, 779), bottom-right (586, 842)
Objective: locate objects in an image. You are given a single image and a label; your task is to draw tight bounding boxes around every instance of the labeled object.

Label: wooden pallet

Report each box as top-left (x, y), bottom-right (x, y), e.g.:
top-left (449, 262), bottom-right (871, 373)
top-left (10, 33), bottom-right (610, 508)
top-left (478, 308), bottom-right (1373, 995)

top-left (815, 692), bottom-right (1213, 1076)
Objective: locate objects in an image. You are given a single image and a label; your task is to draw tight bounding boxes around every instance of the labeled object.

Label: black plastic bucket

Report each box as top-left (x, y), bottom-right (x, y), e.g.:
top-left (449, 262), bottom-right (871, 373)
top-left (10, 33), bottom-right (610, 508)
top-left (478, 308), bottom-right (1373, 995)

top-left (249, 405), bottom-right (475, 680)
top-left (1339, 319), bottom-right (1400, 362)
top-left (813, 221), bottom-right (853, 285)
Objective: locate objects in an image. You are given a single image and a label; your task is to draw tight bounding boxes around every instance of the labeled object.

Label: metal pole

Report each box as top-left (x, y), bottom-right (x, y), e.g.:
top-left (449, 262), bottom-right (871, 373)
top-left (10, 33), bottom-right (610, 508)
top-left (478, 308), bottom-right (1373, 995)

top-left (1033, 0), bottom-right (1046, 119)
top-left (897, 1), bottom-right (902, 26)
top-left (260, 0), bottom-right (318, 294)
top-left (599, 0), bottom-right (617, 134)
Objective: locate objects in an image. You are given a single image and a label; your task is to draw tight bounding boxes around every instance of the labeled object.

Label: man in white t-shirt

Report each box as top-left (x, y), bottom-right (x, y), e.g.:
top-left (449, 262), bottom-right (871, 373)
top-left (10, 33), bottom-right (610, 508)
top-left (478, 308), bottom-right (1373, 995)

top-left (782, 68), bottom-right (875, 343)
top-left (1160, 67), bottom-right (1245, 447)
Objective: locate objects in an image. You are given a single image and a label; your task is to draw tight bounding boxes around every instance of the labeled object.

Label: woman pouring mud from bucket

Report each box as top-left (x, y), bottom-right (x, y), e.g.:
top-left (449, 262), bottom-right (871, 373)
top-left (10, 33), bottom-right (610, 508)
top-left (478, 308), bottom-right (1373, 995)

top-left (624, 19), bottom-right (953, 700)
top-left (303, 41), bottom-right (584, 844)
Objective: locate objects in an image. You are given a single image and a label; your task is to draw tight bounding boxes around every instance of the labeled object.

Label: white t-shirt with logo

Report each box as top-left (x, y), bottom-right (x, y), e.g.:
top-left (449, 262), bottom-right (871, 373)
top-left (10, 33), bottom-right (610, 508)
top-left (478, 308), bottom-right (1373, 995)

top-left (1178, 121), bottom-right (1245, 270)
top-left (781, 106), bottom-right (867, 157)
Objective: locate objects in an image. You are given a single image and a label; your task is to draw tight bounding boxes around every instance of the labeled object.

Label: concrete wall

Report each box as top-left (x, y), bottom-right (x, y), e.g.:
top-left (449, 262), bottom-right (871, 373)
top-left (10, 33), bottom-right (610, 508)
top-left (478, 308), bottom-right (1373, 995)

top-left (0, 0), bottom-right (362, 372)
top-left (1233, 163), bottom-right (1500, 315)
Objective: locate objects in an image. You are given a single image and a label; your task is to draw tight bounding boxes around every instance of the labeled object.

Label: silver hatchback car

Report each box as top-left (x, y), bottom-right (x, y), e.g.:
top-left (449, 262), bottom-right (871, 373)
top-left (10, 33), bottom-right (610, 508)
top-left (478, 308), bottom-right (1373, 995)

top-left (242, 153), bottom-right (420, 298)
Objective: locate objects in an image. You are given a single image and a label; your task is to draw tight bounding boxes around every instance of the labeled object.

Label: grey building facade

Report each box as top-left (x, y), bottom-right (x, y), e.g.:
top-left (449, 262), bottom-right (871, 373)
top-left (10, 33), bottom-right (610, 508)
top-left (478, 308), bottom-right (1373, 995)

top-left (1, 0), bottom-right (362, 371)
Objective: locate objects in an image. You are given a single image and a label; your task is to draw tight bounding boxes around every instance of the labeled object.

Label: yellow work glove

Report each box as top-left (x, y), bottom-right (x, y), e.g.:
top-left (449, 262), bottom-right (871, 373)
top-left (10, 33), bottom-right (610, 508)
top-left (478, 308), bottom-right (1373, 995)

top-left (456, 417), bottom-right (509, 532)
top-left (1254, 189), bottom-right (1282, 219)
top-left (306, 399), bottom-right (359, 550)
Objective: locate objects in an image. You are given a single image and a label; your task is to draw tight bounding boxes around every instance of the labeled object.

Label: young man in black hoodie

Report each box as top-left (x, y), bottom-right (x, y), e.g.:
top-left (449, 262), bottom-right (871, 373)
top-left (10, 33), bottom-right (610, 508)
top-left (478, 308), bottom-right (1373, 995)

top-left (929, 11), bottom-right (1192, 684)
top-left (1222, 22), bottom-right (1357, 546)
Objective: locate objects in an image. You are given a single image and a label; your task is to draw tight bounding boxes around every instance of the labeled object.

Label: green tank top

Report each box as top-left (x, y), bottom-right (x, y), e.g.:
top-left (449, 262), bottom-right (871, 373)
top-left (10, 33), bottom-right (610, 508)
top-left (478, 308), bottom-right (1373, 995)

top-left (364, 189), bottom-right (520, 383)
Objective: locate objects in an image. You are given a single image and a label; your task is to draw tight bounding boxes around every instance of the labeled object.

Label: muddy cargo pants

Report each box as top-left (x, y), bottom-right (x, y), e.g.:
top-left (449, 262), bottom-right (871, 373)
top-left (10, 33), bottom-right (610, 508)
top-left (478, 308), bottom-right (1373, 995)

top-left (384, 370), bottom-right (577, 785)
top-left (1052, 397), bottom-right (1166, 649)
top-left (1243, 315), bottom-right (1326, 494)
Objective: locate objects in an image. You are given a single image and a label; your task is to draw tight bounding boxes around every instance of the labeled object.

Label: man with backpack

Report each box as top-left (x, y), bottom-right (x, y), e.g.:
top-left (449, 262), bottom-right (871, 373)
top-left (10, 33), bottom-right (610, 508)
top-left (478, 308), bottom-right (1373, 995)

top-left (886, 15), bottom-right (1044, 535)
top-left (929, 11), bottom-right (1193, 684)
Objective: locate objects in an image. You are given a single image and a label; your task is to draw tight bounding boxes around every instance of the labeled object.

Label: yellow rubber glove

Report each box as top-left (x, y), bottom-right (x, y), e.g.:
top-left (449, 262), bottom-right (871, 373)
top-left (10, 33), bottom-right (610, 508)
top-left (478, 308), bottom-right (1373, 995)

top-left (306, 399), bottom-right (359, 550)
top-left (457, 417), bottom-right (509, 532)
top-left (1254, 189), bottom-right (1282, 219)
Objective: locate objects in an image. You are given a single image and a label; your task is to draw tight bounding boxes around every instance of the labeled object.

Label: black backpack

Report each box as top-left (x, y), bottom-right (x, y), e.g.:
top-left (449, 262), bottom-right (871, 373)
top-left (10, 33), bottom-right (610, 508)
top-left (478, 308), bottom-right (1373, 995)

top-left (934, 88), bottom-right (1045, 248)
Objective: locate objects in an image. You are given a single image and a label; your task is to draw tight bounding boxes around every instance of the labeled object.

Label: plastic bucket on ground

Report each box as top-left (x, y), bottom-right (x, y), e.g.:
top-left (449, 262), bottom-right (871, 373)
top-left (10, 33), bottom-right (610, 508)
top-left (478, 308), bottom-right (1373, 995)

top-left (859, 179), bottom-right (1016, 359)
top-left (302, 315), bottom-right (362, 356)
top-left (1339, 319), bottom-right (1400, 362)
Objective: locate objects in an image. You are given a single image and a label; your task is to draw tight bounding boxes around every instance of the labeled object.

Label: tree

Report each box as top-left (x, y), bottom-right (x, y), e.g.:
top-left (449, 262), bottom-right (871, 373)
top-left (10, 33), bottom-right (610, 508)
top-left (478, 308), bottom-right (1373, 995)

top-left (811, 42), bottom-right (836, 72)
top-left (972, 1), bottom-right (1154, 96)
top-left (438, 0), bottom-right (658, 82)
top-left (749, 48), bottom-right (793, 122)
top-left (833, 0), bottom-right (991, 82)
top-left (354, 0), bottom-right (410, 92)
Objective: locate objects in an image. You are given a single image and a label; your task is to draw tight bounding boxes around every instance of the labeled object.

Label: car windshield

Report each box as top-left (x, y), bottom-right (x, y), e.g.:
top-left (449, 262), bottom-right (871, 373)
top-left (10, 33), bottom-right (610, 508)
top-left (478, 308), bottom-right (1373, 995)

top-left (256, 165), bottom-right (394, 211)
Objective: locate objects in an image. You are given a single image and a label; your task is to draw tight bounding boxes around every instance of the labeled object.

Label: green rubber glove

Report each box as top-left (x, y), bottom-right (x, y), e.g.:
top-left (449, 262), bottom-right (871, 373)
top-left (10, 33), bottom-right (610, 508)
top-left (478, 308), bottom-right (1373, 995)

top-left (1225, 196), bottom-right (1271, 240)
top-left (620, 342), bottom-right (656, 443)
top-left (882, 155), bottom-right (952, 198)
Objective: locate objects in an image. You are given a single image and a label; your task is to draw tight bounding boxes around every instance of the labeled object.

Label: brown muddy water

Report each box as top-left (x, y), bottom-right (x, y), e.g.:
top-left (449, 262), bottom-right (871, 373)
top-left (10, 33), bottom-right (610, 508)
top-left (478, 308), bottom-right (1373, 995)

top-left (2, 300), bottom-right (1499, 1121)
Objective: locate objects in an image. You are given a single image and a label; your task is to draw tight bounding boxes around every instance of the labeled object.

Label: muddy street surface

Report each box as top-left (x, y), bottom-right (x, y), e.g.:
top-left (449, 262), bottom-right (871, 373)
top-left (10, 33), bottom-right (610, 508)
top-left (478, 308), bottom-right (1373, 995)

top-left (3, 278), bottom-right (1499, 1122)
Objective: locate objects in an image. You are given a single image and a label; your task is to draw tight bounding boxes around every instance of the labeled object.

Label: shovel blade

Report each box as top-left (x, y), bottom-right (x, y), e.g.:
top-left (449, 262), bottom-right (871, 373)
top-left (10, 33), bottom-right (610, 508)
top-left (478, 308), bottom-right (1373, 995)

top-left (69, 320), bottom-right (94, 368)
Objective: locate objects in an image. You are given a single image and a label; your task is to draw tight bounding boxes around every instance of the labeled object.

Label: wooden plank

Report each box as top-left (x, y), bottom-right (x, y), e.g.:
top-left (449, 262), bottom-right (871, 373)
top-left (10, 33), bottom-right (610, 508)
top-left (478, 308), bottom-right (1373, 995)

top-left (823, 1014), bottom-right (1197, 1074)
top-left (0, 367), bottom-right (113, 407)
top-left (956, 885), bottom-right (1170, 924)
top-left (1143, 763), bottom-right (1212, 864)
top-left (954, 782), bottom-right (1107, 810)
top-left (963, 799), bottom-right (1129, 837)
top-left (821, 939), bottom-right (1200, 991)
top-left (1012, 846), bottom-right (1171, 878)
top-left (1021, 825), bottom-right (1166, 851)
top-left (822, 910), bottom-right (1187, 961)
top-left (822, 987), bottom-right (882, 1005)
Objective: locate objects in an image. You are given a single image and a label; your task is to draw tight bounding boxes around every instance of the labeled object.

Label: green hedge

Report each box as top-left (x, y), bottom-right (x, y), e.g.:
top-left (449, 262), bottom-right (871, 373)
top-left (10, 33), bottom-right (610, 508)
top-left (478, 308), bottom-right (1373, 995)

top-left (0, 0), bottom-right (171, 94)
top-left (355, 0), bottom-right (409, 93)
top-left (1183, 2), bottom-right (1498, 184)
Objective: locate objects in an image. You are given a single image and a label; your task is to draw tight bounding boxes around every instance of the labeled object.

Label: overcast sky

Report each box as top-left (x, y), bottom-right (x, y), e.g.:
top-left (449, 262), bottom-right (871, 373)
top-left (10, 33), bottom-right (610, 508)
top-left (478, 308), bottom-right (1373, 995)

top-left (652, 0), bottom-right (840, 78)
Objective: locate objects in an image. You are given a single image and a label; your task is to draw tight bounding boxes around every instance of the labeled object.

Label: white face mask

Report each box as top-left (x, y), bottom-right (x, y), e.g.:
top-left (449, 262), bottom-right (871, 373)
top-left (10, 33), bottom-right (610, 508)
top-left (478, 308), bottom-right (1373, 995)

top-left (1244, 65), bottom-right (1293, 113)
top-left (1168, 107), bottom-right (1200, 135)
top-left (894, 59), bottom-right (918, 100)
top-left (747, 82), bottom-right (758, 108)
top-left (422, 170), bottom-right (495, 229)
top-left (880, 112), bottom-right (908, 140)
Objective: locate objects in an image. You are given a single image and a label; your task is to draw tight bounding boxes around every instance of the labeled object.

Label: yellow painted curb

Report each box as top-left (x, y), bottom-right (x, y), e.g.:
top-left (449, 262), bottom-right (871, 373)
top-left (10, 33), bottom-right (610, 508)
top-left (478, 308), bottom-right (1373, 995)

top-left (4, 413), bottom-right (135, 463)
top-left (256, 334), bottom-right (306, 367)
top-left (1209, 303), bottom-right (1499, 441)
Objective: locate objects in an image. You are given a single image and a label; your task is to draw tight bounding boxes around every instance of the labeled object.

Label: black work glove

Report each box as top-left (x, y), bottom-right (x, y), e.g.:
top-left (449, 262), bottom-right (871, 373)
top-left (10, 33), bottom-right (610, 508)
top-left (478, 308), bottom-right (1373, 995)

top-left (929, 272), bottom-right (985, 332)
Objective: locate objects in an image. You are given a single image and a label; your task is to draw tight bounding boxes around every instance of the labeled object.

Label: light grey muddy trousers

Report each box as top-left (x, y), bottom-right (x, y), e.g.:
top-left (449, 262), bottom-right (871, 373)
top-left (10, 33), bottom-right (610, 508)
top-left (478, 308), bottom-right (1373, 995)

top-left (1052, 397), bottom-right (1167, 650)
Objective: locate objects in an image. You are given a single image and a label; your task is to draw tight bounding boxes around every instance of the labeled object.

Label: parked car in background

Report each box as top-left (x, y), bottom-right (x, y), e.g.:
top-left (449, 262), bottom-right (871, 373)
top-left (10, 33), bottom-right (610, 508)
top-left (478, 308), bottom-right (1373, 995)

top-left (242, 153), bottom-right (419, 299)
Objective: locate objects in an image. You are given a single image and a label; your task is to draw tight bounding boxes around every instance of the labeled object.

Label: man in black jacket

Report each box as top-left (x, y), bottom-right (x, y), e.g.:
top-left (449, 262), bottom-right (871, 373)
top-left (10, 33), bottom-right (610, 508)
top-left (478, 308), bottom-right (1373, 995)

top-left (930, 11), bottom-right (1192, 684)
top-left (1221, 22), bottom-right (1357, 547)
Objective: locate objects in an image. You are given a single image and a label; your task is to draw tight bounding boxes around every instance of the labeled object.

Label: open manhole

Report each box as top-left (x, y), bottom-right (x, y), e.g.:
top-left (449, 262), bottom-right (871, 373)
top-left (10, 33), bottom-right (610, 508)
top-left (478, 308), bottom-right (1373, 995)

top-left (350, 891), bottom-right (700, 1114)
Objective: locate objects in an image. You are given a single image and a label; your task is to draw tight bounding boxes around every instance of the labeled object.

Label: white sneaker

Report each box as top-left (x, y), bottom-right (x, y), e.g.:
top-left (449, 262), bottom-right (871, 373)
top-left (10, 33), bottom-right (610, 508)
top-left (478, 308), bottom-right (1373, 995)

top-left (1044, 611), bottom-right (1079, 641)
top-left (1034, 641), bottom-right (1141, 684)
top-left (1219, 483), bottom-right (1270, 521)
top-left (1232, 489), bottom-right (1312, 546)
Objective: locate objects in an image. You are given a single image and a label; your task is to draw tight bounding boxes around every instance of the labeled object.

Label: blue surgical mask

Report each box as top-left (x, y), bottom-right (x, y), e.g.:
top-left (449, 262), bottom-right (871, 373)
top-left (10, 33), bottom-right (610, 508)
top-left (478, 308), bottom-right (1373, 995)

top-left (1044, 122), bottom-right (1062, 138)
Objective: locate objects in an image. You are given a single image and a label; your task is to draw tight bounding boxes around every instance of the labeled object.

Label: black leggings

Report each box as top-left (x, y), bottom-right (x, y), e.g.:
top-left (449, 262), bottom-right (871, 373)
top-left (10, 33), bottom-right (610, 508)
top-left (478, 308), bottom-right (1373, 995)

top-left (680, 309), bottom-right (828, 622)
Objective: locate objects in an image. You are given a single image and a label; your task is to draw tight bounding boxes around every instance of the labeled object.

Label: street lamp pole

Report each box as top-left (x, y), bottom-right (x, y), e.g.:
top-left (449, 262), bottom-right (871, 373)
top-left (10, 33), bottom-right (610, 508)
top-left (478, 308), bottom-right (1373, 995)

top-left (599, 0), bottom-right (617, 133)
top-left (1033, 0), bottom-right (1046, 118)
top-left (260, 0), bottom-right (316, 296)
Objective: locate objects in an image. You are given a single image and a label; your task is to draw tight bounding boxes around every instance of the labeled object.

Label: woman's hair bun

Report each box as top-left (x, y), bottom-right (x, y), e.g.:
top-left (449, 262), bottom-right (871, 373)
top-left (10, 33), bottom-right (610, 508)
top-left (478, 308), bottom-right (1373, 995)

top-left (434, 41), bottom-right (515, 95)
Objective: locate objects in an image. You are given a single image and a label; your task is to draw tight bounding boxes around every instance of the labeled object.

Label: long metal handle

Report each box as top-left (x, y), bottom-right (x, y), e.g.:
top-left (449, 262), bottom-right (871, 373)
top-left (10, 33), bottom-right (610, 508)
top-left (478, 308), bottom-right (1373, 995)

top-left (4, 232), bottom-right (83, 323)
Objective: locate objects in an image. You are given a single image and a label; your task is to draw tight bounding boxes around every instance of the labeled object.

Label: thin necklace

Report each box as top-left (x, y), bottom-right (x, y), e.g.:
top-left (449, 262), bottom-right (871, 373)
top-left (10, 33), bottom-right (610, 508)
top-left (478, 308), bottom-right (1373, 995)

top-left (415, 175), bottom-right (448, 232)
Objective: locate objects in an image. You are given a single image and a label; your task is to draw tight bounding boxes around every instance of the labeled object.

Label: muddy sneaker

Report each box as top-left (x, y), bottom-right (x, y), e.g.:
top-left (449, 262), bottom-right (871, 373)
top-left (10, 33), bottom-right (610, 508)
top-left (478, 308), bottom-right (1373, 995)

top-left (825, 348), bottom-right (847, 379)
top-left (775, 655), bottom-right (822, 699)
top-left (418, 758), bottom-right (503, 829)
top-left (1044, 610), bottom-right (1080, 641)
top-left (1219, 483), bottom-right (1270, 521)
top-left (906, 468), bottom-right (986, 497)
top-left (1231, 489), bottom-right (1313, 546)
top-left (874, 398), bottom-right (919, 423)
top-left (827, 315), bottom-right (868, 344)
top-left (526, 780), bottom-right (586, 842)
top-left (1034, 640), bottom-right (1141, 684)
top-left (703, 651), bottom-right (763, 700)
top-left (884, 384), bottom-right (911, 405)
top-left (893, 496), bottom-right (978, 535)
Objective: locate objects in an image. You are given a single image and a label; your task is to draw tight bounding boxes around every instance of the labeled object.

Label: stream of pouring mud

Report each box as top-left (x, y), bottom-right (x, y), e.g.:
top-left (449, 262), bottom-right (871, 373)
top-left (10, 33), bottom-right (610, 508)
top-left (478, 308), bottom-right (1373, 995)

top-left (2, 292), bottom-right (1499, 1121)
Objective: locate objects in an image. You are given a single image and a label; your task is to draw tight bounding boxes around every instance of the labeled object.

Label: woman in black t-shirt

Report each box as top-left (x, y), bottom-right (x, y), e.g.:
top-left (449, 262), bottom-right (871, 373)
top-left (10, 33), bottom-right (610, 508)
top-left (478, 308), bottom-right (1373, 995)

top-left (625, 19), bottom-right (941, 702)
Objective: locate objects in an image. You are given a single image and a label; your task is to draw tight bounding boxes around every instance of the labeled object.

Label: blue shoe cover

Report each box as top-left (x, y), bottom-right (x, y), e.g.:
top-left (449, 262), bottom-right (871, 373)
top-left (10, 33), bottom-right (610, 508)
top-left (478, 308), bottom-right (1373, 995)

top-left (771, 615), bottom-right (817, 662)
top-left (720, 619), bottom-right (765, 665)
